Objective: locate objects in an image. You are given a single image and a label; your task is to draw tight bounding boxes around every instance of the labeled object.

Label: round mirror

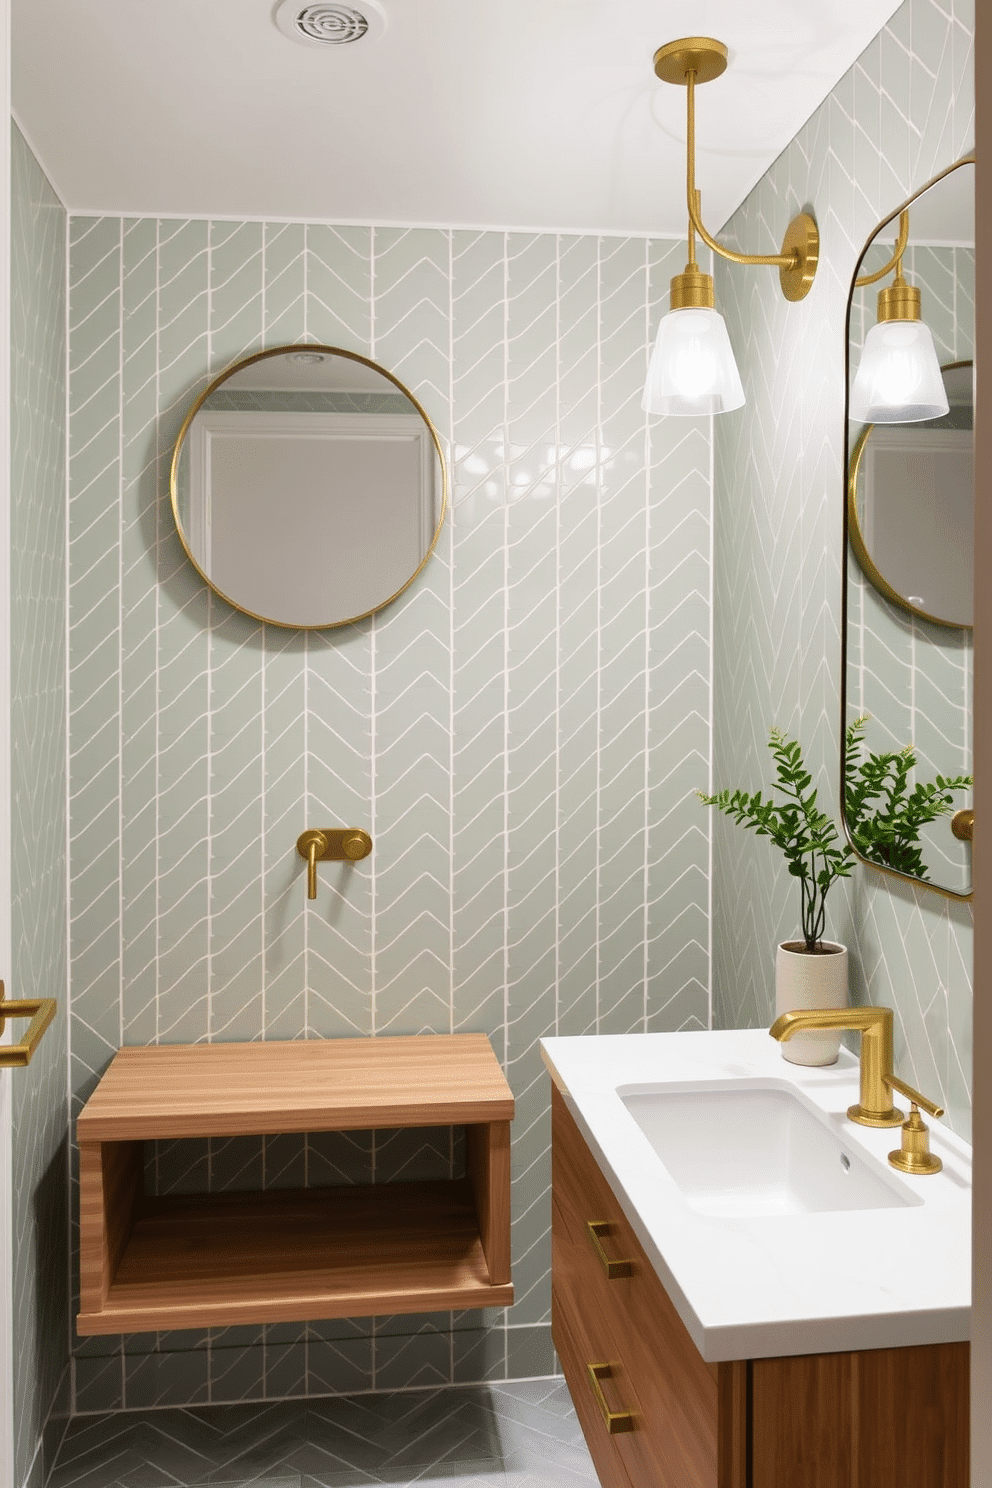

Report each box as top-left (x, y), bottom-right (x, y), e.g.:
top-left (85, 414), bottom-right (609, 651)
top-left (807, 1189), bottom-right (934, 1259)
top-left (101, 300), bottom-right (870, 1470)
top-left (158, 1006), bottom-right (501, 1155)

top-left (848, 360), bottom-right (974, 629)
top-left (170, 346), bottom-right (447, 628)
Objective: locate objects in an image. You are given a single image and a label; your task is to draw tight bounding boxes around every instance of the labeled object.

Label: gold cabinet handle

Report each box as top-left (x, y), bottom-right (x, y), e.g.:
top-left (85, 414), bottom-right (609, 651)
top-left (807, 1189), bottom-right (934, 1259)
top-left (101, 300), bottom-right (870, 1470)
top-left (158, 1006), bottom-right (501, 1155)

top-left (586, 1220), bottom-right (633, 1279)
top-left (587, 1362), bottom-right (636, 1435)
top-left (0, 982), bottom-right (57, 1068)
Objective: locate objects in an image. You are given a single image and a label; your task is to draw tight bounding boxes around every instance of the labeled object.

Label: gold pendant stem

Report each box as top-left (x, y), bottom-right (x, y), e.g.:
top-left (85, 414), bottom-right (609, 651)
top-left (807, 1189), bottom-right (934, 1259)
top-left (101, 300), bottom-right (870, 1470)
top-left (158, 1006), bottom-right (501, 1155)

top-left (684, 69), bottom-right (795, 271)
top-left (686, 68), bottom-right (697, 262)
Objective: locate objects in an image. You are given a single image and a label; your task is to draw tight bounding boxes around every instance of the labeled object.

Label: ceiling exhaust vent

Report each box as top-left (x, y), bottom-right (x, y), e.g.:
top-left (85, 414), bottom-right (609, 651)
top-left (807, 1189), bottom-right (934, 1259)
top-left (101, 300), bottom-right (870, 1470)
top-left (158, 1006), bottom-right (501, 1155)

top-left (274, 0), bottom-right (386, 47)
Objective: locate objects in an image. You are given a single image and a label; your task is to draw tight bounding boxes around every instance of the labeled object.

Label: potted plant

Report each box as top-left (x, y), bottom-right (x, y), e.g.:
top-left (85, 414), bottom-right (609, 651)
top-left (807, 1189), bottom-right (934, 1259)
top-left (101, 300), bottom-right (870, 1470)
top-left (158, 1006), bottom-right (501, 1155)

top-left (700, 722), bottom-right (974, 1065)
top-left (699, 728), bottom-right (854, 1066)
top-left (845, 715), bottom-right (972, 881)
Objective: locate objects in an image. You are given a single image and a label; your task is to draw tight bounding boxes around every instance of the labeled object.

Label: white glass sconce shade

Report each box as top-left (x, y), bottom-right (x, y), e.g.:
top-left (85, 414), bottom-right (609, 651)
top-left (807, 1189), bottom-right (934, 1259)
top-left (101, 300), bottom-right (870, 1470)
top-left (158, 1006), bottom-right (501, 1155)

top-left (642, 306), bottom-right (745, 416)
top-left (849, 320), bottom-right (950, 424)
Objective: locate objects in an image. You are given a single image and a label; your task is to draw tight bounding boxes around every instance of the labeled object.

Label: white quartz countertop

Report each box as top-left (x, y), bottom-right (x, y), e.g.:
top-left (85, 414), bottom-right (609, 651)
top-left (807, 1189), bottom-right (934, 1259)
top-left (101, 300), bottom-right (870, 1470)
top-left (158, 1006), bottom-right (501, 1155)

top-left (541, 1029), bottom-right (971, 1362)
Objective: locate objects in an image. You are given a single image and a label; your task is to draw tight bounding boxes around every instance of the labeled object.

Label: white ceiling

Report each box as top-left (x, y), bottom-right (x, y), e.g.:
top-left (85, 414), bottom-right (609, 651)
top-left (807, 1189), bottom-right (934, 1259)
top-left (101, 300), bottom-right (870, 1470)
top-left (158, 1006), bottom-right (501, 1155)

top-left (14, 0), bottom-right (902, 234)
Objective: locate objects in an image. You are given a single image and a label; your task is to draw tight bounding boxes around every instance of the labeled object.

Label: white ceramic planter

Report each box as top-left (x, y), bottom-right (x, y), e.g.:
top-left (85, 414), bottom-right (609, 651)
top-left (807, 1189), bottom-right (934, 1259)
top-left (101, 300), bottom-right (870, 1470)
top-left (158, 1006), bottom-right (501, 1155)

top-left (774, 940), bottom-right (849, 1066)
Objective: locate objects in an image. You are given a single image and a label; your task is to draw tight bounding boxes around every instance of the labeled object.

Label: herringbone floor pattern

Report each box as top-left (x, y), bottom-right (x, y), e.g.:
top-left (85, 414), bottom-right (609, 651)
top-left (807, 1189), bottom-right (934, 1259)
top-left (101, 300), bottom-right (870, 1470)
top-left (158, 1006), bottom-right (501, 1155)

top-left (49, 1380), bottom-right (599, 1488)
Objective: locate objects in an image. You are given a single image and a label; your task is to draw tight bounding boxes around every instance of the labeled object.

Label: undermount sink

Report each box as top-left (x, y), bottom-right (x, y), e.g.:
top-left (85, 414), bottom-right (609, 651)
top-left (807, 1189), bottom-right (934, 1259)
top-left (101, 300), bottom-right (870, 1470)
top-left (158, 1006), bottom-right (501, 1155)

top-left (619, 1083), bottom-right (919, 1217)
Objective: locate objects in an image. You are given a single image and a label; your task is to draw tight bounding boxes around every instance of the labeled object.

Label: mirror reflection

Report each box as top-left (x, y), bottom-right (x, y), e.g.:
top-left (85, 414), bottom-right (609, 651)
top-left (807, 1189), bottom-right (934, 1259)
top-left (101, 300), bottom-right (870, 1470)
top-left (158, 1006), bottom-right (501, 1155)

top-left (171, 347), bottom-right (446, 629)
top-left (843, 158), bottom-right (974, 897)
top-left (848, 361), bottom-right (973, 628)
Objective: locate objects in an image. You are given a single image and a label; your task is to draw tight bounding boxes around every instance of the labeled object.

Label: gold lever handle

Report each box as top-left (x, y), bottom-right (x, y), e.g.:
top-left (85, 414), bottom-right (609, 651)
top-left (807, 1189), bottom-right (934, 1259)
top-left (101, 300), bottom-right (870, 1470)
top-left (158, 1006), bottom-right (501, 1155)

top-left (0, 982), bottom-right (57, 1068)
top-left (297, 830), bottom-right (328, 899)
top-left (586, 1363), bottom-right (635, 1435)
top-left (586, 1221), bottom-right (633, 1280)
top-left (884, 1073), bottom-right (944, 1120)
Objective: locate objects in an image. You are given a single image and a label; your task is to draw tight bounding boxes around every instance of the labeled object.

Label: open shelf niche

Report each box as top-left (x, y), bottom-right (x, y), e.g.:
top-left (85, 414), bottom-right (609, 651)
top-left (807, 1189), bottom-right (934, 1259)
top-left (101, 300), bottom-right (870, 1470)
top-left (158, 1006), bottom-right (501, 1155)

top-left (77, 1033), bottom-right (514, 1335)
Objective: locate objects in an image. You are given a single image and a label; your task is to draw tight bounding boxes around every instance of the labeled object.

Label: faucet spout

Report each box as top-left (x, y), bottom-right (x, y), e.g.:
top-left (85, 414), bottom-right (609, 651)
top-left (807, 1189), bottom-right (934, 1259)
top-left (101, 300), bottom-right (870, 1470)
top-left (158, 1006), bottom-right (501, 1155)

top-left (296, 829), bottom-right (330, 900)
top-left (770, 1006), bottom-right (904, 1128)
top-left (306, 839), bottom-right (320, 900)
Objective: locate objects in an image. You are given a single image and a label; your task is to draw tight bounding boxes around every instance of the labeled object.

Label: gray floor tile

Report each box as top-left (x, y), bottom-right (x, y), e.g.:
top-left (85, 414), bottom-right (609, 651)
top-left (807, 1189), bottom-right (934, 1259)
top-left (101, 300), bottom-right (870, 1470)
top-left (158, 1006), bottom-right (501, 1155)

top-left (50, 1381), bottom-right (600, 1488)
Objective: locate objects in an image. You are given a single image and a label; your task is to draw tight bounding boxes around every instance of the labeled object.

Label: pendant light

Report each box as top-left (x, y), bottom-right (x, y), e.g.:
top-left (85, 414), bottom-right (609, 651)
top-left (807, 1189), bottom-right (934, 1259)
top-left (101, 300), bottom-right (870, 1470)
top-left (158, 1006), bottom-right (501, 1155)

top-left (849, 210), bottom-right (949, 424)
top-left (643, 38), bottom-right (820, 418)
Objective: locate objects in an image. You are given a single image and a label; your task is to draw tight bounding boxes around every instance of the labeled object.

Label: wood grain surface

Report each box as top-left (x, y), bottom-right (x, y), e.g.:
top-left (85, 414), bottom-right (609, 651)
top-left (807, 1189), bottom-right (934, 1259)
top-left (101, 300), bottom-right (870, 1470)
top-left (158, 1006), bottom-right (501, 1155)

top-left (551, 1290), bottom-right (634, 1488)
top-left (551, 1084), bottom-right (720, 1487)
top-left (77, 1178), bottom-right (514, 1335)
top-left (467, 1119), bottom-right (511, 1286)
top-left (716, 1361), bottom-right (747, 1488)
top-left (751, 1342), bottom-right (969, 1487)
top-left (78, 1139), bottom-right (142, 1316)
top-left (77, 1033), bottom-right (514, 1141)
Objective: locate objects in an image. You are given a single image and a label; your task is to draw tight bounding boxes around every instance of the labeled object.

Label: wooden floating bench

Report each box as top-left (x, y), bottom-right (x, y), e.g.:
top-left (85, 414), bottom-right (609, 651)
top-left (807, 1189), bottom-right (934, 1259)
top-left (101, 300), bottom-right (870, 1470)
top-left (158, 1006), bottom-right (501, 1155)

top-left (77, 1032), bottom-right (514, 1335)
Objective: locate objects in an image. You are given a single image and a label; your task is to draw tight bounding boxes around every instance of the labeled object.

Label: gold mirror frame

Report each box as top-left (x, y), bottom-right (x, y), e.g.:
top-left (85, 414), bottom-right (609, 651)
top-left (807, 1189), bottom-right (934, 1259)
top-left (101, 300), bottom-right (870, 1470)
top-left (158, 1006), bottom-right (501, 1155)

top-left (847, 359), bottom-right (974, 632)
top-left (170, 345), bottom-right (449, 630)
top-left (840, 154), bottom-right (975, 903)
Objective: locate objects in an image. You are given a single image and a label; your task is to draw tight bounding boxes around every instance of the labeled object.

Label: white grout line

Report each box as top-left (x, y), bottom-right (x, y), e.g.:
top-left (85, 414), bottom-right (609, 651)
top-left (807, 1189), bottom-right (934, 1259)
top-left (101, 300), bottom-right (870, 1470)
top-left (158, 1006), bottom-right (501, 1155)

top-left (502, 230), bottom-right (509, 1074)
top-left (643, 238), bottom-right (651, 1033)
top-left (370, 226), bottom-right (378, 1053)
top-left (448, 226), bottom-right (455, 1047)
top-left (707, 312), bottom-right (715, 1033)
top-left (594, 235), bottom-right (602, 1034)
top-left (62, 191), bottom-right (75, 1419)
top-left (61, 201), bottom-right (687, 243)
top-left (555, 233), bottom-right (562, 1040)
top-left (117, 217), bottom-right (124, 1056)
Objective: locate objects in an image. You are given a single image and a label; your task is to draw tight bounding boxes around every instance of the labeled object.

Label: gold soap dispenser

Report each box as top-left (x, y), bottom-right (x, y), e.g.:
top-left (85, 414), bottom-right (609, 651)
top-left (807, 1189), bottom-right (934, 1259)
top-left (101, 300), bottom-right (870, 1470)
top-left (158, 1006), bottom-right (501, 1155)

top-left (883, 1073), bottom-right (944, 1175)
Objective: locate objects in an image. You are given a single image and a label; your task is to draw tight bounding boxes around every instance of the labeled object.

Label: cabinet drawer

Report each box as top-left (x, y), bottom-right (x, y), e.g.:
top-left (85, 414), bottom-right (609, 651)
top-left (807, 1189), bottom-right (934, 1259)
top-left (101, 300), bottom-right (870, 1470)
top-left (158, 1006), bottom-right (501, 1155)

top-left (553, 1282), bottom-right (645, 1488)
top-left (552, 1083), bottom-right (719, 1487)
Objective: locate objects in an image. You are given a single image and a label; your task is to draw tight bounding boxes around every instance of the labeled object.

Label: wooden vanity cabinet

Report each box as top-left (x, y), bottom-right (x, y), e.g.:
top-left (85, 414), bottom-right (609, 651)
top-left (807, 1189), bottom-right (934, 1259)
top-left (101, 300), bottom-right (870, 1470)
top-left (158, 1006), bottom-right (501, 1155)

top-left (551, 1083), bottom-right (969, 1488)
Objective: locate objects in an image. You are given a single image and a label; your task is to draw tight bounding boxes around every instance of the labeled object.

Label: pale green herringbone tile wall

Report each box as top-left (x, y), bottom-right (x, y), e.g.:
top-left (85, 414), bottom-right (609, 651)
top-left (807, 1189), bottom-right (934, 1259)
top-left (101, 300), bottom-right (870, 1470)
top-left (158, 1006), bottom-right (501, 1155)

top-left (66, 223), bottom-right (713, 1410)
top-left (10, 124), bottom-right (70, 1487)
top-left (712, 0), bottom-right (974, 1138)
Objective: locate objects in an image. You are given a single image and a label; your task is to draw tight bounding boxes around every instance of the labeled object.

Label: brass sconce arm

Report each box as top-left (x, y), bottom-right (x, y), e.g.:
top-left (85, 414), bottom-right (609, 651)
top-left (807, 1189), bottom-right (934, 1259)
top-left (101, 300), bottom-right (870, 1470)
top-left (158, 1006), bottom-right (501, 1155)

top-left (0, 982), bottom-right (58, 1068)
top-left (855, 210), bottom-right (911, 287)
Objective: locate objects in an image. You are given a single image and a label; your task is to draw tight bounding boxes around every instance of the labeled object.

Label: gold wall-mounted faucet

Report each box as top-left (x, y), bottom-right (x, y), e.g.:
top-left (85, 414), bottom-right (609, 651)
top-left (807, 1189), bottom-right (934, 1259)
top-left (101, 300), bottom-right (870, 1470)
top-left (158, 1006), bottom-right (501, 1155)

top-left (769, 1006), bottom-right (905, 1128)
top-left (297, 828), bottom-right (373, 899)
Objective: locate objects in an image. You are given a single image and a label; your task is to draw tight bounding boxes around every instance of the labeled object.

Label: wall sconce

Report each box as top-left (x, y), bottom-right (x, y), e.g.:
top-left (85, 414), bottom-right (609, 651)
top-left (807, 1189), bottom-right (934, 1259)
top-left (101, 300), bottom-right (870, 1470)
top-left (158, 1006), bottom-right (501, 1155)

top-left (849, 209), bottom-right (950, 424)
top-left (643, 37), bottom-right (819, 417)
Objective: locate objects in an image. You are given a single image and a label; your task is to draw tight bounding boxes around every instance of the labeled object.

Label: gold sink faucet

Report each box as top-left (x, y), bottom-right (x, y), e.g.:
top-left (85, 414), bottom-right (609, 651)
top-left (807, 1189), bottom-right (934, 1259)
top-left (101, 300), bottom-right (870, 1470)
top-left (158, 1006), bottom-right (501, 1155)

top-left (769, 1006), bottom-right (905, 1128)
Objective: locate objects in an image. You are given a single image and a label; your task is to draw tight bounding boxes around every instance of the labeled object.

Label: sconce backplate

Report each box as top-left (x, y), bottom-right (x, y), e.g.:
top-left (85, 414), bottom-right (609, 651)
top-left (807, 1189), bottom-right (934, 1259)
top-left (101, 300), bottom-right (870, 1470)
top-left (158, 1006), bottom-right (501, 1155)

top-left (779, 212), bottom-right (820, 302)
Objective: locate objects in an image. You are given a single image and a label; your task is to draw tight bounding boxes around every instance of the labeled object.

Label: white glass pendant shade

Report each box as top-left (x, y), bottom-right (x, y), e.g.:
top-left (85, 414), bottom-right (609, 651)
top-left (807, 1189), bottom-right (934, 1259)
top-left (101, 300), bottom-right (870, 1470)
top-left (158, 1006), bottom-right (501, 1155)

top-left (642, 306), bottom-right (745, 416)
top-left (849, 319), bottom-right (949, 424)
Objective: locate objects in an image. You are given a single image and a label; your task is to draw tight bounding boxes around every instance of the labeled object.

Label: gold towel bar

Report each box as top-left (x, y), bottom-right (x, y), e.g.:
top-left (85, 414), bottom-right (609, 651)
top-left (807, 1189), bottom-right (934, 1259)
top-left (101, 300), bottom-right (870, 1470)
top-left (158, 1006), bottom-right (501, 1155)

top-left (0, 982), bottom-right (57, 1068)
